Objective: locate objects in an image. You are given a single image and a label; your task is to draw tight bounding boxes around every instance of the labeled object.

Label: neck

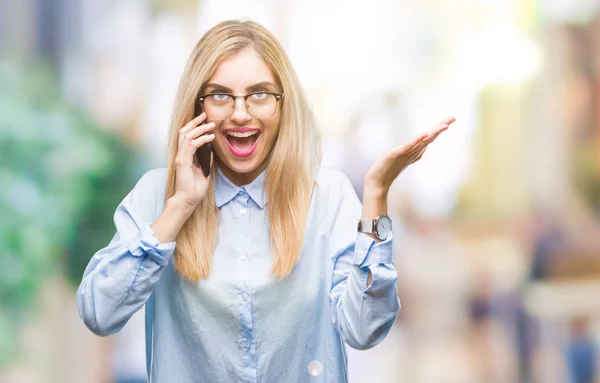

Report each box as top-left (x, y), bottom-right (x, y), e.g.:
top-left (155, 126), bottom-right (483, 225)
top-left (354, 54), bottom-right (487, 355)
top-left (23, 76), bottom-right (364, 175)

top-left (216, 158), bottom-right (267, 187)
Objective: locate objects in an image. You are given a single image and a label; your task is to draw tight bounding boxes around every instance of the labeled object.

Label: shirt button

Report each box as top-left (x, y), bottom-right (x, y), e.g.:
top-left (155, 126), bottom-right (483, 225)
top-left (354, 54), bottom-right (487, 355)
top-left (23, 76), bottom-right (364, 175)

top-left (241, 292), bottom-right (249, 301)
top-left (245, 341), bottom-right (251, 349)
top-left (240, 208), bottom-right (247, 215)
top-left (240, 255), bottom-right (247, 262)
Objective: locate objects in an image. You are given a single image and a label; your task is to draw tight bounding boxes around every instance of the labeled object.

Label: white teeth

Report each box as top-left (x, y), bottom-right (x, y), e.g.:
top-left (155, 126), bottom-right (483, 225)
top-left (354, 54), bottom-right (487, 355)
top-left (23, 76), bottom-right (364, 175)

top-left (226, 130), bottom-right (259, 138)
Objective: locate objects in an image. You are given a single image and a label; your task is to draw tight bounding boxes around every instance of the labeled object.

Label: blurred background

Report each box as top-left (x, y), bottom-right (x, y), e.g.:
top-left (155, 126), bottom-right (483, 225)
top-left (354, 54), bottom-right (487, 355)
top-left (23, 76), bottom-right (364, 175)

top-left (1, 0), bottom-right (600, 382)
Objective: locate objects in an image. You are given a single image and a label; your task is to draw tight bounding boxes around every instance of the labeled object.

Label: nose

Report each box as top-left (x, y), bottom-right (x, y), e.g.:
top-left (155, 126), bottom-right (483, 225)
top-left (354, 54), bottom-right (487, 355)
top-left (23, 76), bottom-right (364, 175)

top-left (230, 97), bottom-right (252, 124)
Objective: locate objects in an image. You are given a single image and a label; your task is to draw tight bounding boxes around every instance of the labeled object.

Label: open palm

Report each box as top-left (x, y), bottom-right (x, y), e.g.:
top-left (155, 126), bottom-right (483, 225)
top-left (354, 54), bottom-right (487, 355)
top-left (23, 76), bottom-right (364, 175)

top-left (364, 117), bottom-right (456, 193)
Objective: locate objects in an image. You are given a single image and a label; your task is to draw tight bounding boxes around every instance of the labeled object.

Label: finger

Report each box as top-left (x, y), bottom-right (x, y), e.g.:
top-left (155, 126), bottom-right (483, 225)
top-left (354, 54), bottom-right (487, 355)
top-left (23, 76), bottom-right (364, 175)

top-left (191, 133), bottom-right (216, 147)
top-left (428, 122), bottom-right (450, 137)
top-left (398, 128), bottom-right (441, 156)
top-left (186, 132), bottom-right (215, 156)
top-left (414, 146), bottom-right (428, 162)
top-left (184, 122), bottom-right (215, 141)
top-left (181, 125), bottom-right (215, 158)
top-left (179, 112), bottom-right (208, 136)
top-left (390, 132), bottom-right (428, 158)
top-left (178, 113), bottom-right (208, 148)
top-left (426, 126), bottom-right (447, 143)
top-left (417, 124), bottom-right (449, 150)
top-left (181, 133), bottom-right (215, 159)
top-left (179, 123), bottom-right (213, 150)
top-left (437, 116), bottom-right (456, 126)
top-left (407, 146), bottom-right (425, 164)
top-left (411, 131), bottom-right (431, 146)
top-left (421, 117), bottom-right (454, 139)
top-left (412, 117), bottom-right (454, 145)
top-left (392, 117), bottom-right (454, 157)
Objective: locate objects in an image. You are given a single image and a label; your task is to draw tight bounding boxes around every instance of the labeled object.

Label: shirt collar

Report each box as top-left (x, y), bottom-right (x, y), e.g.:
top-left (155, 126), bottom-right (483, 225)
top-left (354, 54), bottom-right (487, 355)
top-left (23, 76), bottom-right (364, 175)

top-left (215, 166), bottom-right (267, 209)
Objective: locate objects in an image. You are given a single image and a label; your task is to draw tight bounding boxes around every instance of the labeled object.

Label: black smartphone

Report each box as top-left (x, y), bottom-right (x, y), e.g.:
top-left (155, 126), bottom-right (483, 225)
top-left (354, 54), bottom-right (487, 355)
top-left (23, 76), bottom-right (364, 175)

top-left (193, 101), bottom-right (213, 177)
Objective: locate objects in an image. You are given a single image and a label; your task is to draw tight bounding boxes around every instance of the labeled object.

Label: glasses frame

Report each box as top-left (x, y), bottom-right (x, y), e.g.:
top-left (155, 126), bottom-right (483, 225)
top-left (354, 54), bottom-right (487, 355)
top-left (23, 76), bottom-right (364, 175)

top-left (197, 91), bottom-right (284, 121)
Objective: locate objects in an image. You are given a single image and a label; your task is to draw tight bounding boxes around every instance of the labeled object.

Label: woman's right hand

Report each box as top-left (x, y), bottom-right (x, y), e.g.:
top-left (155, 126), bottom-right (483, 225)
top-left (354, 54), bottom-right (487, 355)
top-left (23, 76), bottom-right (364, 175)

top-left (174, 112), bottom-right (216, 207)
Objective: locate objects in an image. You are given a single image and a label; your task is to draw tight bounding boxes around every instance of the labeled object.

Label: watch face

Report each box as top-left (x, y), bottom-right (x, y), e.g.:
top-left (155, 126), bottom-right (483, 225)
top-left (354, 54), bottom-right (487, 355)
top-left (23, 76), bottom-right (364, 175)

top-left (376, 215), bottom-right (392, 239)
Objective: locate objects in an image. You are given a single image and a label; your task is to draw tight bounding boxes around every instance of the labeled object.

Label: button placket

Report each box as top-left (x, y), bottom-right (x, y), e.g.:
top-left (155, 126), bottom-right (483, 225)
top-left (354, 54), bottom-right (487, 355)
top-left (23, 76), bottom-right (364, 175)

top-left (233, 187), bottom-right (256, 381)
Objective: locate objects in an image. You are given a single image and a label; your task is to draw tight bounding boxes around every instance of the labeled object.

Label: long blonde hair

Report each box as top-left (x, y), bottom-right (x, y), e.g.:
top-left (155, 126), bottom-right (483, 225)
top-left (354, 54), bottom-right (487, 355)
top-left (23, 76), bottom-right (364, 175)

top-left (164, 19), bottom-right (322, 281)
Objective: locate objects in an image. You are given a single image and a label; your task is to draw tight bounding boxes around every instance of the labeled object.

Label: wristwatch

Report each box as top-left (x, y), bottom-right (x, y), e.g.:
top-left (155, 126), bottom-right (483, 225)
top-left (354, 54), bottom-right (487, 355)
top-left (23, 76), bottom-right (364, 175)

top-left (357, 214), bottom-right (392, 241)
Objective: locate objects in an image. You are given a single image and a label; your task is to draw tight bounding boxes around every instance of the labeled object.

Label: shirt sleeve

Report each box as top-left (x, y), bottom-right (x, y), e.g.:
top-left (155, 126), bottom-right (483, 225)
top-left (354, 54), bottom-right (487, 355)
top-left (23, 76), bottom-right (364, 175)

top-left (76, 168), bottom-right (175, 337)
top-left (327, 172), bottom-right (400, 350)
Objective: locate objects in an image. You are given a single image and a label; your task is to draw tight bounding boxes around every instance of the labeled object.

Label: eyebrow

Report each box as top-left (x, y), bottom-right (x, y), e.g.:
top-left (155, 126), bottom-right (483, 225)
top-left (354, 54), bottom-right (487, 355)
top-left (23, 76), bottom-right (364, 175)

top-left (203, 81), bottom-right (278, 93)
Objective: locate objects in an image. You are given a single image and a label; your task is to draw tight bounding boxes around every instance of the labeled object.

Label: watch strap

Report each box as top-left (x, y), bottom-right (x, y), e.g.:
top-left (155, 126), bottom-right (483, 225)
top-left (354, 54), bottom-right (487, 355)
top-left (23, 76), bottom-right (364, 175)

top-left (357, 218), bottom-right (375, 234)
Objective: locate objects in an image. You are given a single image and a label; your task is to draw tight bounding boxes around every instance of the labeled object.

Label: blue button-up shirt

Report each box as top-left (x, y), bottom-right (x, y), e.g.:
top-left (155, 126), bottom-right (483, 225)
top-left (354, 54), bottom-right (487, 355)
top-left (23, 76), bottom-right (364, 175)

top-left (77, 166), bottom-right (400, 383)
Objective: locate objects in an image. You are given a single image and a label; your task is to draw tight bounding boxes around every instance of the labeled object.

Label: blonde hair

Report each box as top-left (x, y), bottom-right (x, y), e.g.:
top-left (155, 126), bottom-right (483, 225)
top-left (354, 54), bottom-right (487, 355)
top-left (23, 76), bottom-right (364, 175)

top-left (164, 19), bottom-right (322, 281)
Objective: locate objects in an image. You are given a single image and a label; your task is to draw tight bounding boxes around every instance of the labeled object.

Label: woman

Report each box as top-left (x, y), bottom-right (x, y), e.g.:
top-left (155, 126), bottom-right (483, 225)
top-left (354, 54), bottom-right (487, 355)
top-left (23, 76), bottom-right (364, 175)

top-left (77, 19), bottom-right (454, 382)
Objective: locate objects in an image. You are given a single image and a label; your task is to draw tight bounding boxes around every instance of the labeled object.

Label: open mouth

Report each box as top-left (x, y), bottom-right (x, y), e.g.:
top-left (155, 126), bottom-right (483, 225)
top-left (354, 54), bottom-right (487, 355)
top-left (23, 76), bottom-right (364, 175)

top-left (224, 130), bottom-right (261, 157)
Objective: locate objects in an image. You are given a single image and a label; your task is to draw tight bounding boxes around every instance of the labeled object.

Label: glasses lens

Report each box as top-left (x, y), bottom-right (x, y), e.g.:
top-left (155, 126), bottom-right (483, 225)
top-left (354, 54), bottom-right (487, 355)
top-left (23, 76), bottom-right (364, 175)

top-left (203, 94), bottom-right (234, 120)
top-left (202, 93), bottom-right (278, 120)
top-left (247, 93), bottom-right (277, 119)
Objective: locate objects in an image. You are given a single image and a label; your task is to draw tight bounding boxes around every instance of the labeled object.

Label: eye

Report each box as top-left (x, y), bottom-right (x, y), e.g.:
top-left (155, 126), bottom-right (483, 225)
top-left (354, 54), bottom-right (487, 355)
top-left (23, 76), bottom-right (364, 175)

top-left (210, 94), bottom-right (230, 101)
top-left (249, 92), bottom-right (268, 100)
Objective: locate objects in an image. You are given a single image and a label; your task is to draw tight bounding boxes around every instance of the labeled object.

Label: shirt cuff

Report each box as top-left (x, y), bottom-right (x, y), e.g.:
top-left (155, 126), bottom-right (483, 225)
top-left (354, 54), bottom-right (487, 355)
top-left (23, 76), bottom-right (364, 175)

top-left (352, 232), bottom-right (394, 268)
top-left (126, 223), bottom-right (176, 266)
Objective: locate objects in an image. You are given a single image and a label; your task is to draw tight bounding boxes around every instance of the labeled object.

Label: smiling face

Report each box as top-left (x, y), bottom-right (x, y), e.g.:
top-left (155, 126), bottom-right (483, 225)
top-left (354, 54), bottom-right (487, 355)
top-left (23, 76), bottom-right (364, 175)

top-left (203, 48), bottom-right (282, 186)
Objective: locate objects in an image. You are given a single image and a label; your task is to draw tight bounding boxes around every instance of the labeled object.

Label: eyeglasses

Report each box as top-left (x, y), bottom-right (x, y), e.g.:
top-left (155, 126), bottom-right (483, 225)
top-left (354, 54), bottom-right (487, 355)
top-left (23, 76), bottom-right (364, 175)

top-left (197, 91), bottom-right (283, 121)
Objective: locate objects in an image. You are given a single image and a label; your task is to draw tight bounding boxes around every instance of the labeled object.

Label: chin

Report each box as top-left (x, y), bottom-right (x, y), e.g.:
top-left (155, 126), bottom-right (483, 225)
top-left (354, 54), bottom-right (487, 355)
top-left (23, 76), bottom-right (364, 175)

top-left (215, 149), bottom-right (262, 173)
top-left (226, 160), bottom-right (261, 174)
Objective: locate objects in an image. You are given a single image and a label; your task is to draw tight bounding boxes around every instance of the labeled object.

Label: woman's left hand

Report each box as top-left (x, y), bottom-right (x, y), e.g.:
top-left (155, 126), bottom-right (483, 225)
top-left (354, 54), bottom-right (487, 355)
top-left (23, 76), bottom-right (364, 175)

top-left (363, 116), bottom-right (456, 195)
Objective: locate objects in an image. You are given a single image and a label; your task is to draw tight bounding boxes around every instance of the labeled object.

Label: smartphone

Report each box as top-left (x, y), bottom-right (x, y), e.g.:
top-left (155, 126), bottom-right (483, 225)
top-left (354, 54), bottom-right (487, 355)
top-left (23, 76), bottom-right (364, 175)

top-left (193, 101), bottom-right (213, 177)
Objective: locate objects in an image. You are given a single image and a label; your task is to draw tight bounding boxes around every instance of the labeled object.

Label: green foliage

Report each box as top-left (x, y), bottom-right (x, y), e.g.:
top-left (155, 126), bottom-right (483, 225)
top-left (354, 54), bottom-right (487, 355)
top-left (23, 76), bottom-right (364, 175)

top-left (0, 58), bottom-right (139, 367)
